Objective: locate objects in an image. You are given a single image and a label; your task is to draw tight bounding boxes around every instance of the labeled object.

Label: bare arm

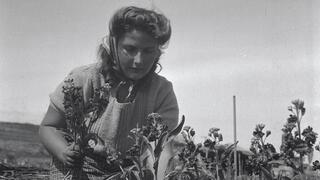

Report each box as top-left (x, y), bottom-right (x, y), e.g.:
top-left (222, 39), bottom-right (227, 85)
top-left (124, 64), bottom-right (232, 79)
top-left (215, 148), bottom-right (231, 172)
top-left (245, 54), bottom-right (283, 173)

top-left (39, 105), bottom-right (80, 166)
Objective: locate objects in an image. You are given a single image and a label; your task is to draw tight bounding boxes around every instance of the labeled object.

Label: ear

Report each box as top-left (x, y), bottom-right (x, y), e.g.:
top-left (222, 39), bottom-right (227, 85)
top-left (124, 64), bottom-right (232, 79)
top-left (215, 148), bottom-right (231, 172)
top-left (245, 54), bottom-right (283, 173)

top-left (153, 49), bottom-right (162, 65)
top-left (155, 48), bottom-right (162, 57)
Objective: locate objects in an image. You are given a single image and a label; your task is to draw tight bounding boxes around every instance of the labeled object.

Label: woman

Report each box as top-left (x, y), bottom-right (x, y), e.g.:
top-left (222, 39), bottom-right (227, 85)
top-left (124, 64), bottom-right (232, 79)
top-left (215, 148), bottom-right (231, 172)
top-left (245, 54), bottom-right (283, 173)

top-left (39, 6), bottom-right (179, 179)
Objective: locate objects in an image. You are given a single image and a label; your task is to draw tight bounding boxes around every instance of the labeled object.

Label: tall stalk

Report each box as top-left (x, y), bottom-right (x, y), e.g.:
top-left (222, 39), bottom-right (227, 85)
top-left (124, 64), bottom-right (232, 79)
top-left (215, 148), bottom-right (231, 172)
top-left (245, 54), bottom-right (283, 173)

top-left (296, 106), bottom-right (304, 174)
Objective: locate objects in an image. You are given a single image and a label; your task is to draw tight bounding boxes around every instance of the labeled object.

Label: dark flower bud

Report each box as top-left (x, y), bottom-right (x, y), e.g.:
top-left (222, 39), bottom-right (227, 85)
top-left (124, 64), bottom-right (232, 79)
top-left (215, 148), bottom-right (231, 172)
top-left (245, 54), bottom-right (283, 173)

top-left (183, 126), bottom-right (191, 132)
top-left (301, 107), bottom-right (306, 116)
top-left (266, 130), bottom-right (271, 137)
top-left (287, 115), bottom-right (298, 123)
top-left (190, 128), bottom-right (195, 137)
top-left (204, 139), bottom-right (213, 147)
top-left (209, 127), bottom-right (220, 134)
top-left (214, 132), bottom-right (219, 138)
top-left (218, 134), bottom-right (223, 142)
top-left (257, 124), bottom-right (265, 131)
top-left (292, 99), bottom-right (304, 109)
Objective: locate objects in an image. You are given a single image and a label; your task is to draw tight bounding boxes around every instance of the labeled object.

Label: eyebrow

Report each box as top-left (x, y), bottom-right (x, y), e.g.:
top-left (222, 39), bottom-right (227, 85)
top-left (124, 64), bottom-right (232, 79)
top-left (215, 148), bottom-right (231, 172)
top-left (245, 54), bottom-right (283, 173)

top-left (121, 43), bottom-right (157, 49)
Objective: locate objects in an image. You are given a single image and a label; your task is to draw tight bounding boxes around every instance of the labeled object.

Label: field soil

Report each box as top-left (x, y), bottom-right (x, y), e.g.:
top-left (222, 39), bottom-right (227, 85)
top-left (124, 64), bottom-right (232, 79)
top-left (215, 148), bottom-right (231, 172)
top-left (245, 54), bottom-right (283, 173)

top-left (0, 122), bottom-right (51, 169)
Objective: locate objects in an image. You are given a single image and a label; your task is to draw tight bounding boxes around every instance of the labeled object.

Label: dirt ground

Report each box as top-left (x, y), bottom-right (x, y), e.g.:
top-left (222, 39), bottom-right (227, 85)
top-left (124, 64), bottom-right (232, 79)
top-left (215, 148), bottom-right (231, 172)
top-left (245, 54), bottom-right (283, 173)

top-left (0, 122), bottom-right (51, 169)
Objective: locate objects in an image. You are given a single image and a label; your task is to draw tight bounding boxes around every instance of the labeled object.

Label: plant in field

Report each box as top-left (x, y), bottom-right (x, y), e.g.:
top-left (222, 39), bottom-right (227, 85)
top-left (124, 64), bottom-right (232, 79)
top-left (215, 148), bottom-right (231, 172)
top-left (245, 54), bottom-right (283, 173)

top-left (246, 124), bottom-right (278, 179)
top-left (312, 160), bottom-right (320, 171)
top-left (280, 99), bottom-right (318, 174)
top-left (105, 113), bottom-right (185, 180)
top-left (200, 128), bottom-right (237, 180)
top-left (62, 79), bottom-right (111, 178)
top-left (165, 126), bottom-right (237, 180)
top-left (312, 142), bottom-right (320, 171)
top-left (165, 126), bottom-right (206, 180)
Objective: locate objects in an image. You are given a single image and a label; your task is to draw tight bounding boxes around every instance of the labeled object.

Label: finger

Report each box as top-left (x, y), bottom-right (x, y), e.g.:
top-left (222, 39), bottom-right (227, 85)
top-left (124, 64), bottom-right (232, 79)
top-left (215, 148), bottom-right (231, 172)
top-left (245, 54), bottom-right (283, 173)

top-left (66, 153), bottom-right (83, 164)
top-left (65, 157), bottom-right (82, 167)
top-left (65, 156), bottom-right (76, 164)
top-left (67, 150), bottom-right (81, 159)
top-left (63, 160), bottom-right (74, 167)
top-left (72, 161), bottom-right (83, 167)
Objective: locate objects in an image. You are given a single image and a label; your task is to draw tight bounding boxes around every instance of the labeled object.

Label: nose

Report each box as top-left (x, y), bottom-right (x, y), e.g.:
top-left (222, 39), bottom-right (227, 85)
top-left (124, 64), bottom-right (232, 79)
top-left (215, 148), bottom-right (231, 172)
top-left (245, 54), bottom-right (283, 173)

top-left (132, 51), bottom-right (142, 67)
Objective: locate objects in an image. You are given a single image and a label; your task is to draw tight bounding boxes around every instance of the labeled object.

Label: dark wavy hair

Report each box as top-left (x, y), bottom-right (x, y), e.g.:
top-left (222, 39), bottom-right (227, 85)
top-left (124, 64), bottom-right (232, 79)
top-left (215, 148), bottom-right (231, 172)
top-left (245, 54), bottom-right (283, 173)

top-left (97, 6), bottom-right (172, 77)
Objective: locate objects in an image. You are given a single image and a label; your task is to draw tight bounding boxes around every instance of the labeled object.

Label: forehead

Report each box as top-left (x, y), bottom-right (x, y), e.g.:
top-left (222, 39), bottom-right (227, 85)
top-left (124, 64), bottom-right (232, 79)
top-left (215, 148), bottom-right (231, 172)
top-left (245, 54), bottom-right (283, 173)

top-left (118, 29), bottom-right (159, 48)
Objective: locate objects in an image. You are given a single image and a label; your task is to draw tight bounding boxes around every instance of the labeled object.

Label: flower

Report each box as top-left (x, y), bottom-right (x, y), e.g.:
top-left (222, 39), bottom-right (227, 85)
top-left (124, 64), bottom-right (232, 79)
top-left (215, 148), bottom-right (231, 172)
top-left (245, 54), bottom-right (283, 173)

top-left (287, 114), bottom-right (298, 123)
top-left (209, 127), bottom-right (220, 134)
top-left (183, 126), bottom-right (191, 132)
top-left (302, 126), bottom-right (318, 148)
top-left (292, 99), bottom-right (304, 109)
top-left (266, 130), bottom-right (271, 137)
top-left (218, 134), bottom-right (223, 142)
top-left (183, 126), bottom-right (195, 138)
top-left (189, 128), bottom-right (196, 137)
top-left (203, 139), bottom-right (214, 148)
top-left (140, 113), bottom-right (168, 142)
top-left (312, 160), bottom-right (320, 170)
top-left (256, 124), bottom-right (265, 131)
top-left (126, 144), bottom-right (140, 157)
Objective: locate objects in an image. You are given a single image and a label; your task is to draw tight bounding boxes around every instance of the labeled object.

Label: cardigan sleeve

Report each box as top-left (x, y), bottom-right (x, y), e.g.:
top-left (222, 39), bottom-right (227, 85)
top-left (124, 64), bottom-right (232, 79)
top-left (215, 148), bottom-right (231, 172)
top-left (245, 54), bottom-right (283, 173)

top-left (49, 65), bottom-right (94, 115)
top-left (154, 80), bottom-right (179, 131)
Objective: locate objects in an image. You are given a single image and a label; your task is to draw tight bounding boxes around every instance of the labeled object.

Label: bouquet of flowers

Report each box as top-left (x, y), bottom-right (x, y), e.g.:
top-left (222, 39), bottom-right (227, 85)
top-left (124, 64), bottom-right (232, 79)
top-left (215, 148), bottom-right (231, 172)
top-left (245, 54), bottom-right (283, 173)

top-left (62, 79), bottom-right (111, 178)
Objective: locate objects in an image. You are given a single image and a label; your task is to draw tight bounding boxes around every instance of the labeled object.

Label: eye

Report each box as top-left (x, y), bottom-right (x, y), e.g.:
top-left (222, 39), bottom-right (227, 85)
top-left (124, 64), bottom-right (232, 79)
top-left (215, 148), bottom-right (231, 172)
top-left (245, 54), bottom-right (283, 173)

top-left (143, 47), bottom-right (157, 54)
top-left (122, 45), bottom-right (138, 56)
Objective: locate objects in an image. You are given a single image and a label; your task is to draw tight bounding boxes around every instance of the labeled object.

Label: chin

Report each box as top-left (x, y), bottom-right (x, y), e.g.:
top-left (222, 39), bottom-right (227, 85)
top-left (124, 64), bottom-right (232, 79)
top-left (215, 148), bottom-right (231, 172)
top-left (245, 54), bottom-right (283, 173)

top-left (126, 75), bottom-right (142, 81)
top-left (129, 73), bottom-right (149, 81)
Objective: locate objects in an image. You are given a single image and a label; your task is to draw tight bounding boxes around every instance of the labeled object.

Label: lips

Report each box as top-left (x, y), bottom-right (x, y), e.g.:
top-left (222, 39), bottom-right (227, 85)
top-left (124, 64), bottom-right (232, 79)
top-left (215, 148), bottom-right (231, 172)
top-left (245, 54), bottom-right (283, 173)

top-left (129, 68), bottom-right (143, 72)
top-left (125, 68), bottom-right (147, 80)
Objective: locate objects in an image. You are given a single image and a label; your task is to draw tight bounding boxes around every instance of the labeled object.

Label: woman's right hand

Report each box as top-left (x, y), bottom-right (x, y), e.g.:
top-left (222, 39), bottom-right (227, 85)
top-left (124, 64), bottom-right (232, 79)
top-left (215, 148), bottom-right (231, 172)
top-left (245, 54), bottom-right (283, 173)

top-left (58, 143), bottom-right (82, 167)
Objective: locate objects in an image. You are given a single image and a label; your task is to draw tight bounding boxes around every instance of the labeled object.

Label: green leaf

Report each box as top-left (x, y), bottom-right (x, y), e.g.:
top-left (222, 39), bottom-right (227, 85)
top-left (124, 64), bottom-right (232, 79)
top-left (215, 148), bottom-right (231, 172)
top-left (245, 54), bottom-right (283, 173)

top-left (259, 165), bottom-right (273, 180)
top-left (164, 170), bottom-right (180, 180)
top-left (129, 156), bottom-right (142, 176)
top-left (142, 168), bottom-right (155, 180)
top-left (168, 116), bottom-right (185, 139)
top-left (154, 132), bottom-right (169, 160)
top-left (142, 154), bottom-right (150, 167)
top-left (131, 171), bottom-right (142, 180)
top-left (165, 156), bottom-right (177, 175)
top-left (140, 136), bottom-right (155, 162)
top-left (155, 116), bottom-right (186, 159)
top-left (154, 116), bottom-right (185, 176)
top-left (180, 171), bottom-right (195, 180)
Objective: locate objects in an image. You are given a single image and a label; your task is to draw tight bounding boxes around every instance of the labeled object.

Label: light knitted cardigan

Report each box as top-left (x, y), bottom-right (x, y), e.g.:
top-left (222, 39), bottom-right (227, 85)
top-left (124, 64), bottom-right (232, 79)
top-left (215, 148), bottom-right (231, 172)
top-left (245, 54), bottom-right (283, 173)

top-left (49, 63), bottom-right (179, 155)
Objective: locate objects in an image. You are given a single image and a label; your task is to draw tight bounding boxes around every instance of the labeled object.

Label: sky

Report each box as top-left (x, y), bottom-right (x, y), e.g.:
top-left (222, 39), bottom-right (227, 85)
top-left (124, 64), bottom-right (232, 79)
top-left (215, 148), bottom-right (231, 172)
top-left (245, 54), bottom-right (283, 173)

top-left (1, 0), bottom-right (320, 152)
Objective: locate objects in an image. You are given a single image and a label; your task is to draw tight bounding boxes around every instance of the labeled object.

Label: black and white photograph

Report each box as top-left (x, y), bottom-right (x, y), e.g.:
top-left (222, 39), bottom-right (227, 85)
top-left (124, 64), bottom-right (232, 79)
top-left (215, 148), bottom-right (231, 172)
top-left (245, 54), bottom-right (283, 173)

top-left (1, 0), bottom-right (320, 179)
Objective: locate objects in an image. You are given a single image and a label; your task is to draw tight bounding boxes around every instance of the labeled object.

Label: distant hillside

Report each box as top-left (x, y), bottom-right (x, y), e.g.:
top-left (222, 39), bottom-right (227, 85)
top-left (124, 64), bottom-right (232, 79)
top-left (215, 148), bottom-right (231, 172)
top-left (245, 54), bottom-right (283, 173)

top-left (0, 110), bottom-right (44, 124)
top-left (0, 122), bottom-right (50, 168)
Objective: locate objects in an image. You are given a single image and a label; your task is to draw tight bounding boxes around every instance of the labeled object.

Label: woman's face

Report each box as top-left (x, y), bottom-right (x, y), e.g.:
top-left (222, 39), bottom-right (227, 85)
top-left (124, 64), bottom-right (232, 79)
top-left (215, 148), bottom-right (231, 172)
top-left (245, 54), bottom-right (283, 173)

top-left (116, 29), bottom-right (160, 81)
